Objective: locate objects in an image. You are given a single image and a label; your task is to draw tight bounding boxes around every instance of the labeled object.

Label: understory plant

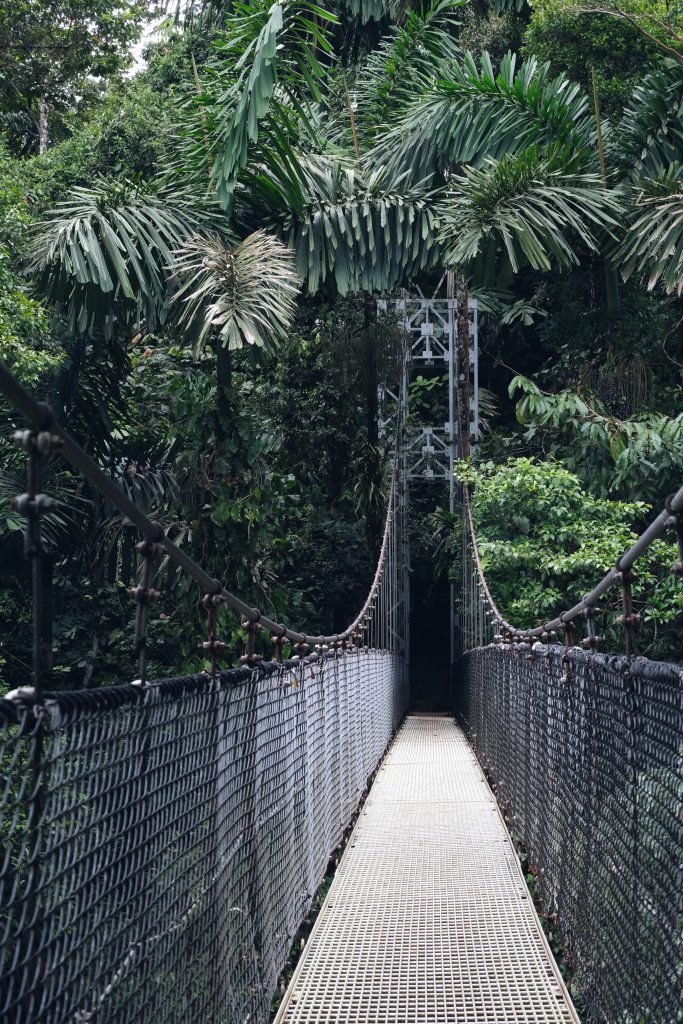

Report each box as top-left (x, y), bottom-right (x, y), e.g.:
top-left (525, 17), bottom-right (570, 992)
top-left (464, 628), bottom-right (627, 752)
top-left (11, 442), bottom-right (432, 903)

top-left (455, 456), bottom-right (682, 659)
top-left (510, 374), bottom-right (683, 502)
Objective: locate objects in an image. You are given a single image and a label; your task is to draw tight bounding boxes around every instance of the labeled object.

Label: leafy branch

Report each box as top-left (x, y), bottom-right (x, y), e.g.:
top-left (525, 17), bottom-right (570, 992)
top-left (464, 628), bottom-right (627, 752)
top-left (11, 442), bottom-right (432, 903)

top-left (510, 374), bottom-right (683, 498)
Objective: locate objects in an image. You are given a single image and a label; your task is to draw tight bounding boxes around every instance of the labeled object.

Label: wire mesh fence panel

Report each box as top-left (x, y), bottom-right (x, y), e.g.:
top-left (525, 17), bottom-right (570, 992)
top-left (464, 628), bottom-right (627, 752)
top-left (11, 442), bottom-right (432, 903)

top-left (0, 651), bottom-right (404, 1024)
top-left (458, 644), bottom-right (683, 1024)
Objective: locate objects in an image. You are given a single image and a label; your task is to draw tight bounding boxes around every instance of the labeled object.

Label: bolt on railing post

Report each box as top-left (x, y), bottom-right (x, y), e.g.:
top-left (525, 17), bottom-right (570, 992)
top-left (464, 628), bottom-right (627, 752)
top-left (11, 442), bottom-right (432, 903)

top-left (580, 607), bottom-right (602, 651)
top-left (293, 641), bottom-right (309, 661)
top-left (273, 630), bottom-right (287, 664)
top-left (241, 618), bottom-right (263, 668)
top-left (560, 617), bottom-right (574, 684)
top-left (202, 588), bottom-right (226, 679)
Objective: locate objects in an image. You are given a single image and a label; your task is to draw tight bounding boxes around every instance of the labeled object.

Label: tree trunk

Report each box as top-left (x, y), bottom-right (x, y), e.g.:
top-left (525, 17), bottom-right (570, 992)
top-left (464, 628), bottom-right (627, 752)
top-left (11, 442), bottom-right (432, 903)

top-left (592, 70), bottom-right (622, 331)
top-left (363, 296), bottom-right (378, 450)
top-left (216, 342), bottom-right (232, 393)
top-left (38, 95), bottom-right (49, 154)
top-left (215, 343), bottom-right (235, 452)
top-left (456, 275), bottom-right (471, 458)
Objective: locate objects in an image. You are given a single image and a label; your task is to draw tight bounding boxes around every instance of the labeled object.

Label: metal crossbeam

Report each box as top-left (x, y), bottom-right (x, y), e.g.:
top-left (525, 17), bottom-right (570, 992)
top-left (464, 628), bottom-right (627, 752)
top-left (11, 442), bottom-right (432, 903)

top-left (275, 715), bottom-right (579, 1024)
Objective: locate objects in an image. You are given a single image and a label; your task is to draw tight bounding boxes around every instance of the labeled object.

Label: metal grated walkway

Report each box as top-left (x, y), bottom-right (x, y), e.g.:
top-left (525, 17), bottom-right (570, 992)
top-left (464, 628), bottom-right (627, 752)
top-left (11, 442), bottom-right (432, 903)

top-left (275, 715), bottom-right (580, 1024)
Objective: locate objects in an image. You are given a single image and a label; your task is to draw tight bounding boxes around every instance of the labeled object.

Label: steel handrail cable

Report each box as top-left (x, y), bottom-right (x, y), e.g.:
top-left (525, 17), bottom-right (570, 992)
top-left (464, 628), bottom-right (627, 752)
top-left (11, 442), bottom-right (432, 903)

top-left (463, 482), bottom-right (683, 642)
top-left (0, 358), bottom-right (396, 648)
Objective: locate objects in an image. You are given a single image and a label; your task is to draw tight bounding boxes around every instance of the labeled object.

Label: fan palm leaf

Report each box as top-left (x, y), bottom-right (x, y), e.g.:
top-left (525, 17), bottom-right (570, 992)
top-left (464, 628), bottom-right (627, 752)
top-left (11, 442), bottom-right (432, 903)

top-left (170, 229), bottom-right (301, 354)
top-left (617, 168), bottom-right (683, 295)
top-left (242, 154), bottom-right (440, 293)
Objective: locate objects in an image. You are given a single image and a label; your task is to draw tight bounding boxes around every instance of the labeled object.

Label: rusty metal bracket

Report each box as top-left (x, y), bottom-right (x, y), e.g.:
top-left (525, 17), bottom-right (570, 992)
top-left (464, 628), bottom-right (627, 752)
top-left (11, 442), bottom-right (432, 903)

top-left (240, 618), bottom-right (263, 667)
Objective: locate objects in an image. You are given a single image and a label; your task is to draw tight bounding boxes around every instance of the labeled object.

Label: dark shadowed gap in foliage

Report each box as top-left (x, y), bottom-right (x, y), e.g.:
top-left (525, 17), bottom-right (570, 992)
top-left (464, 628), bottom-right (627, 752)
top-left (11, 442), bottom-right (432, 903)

top-left (408, 478), bottom-right (452, 712)
top-left (409, 572), bottom-right (451, 712)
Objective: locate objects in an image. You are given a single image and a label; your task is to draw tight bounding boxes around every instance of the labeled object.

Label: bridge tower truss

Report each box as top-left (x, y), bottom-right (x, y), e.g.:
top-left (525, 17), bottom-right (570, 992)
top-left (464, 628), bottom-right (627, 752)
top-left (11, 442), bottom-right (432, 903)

top-left (378, 274), bottom-right (479, 700)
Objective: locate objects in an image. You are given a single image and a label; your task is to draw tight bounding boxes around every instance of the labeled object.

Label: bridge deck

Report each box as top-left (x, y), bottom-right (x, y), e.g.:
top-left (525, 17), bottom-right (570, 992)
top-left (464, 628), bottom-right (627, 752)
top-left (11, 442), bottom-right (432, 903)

top-left (275, 715), bottom-right (579, 1024)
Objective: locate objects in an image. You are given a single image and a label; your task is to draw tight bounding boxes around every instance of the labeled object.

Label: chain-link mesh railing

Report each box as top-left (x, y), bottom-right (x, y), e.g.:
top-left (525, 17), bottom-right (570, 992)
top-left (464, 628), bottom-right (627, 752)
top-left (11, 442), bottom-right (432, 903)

top-left (457, 482), bottom-right (683, 1023)
top-left (0, 356), bottom-right (408, 1023)
top-left (1, 650), bottom-right (403, 1024)
top-left (458, 644), bottom-right (683, 1024)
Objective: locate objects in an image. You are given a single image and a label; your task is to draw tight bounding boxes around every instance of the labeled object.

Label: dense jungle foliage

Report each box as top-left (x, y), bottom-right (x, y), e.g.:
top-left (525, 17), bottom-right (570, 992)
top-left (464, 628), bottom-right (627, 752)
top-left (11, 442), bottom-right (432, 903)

top-left (0, 0), bottom-right (681, 688)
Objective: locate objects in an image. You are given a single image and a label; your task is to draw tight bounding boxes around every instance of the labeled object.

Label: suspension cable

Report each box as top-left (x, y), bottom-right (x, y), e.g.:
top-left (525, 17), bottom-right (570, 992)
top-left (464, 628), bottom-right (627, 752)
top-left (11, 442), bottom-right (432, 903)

top-left (0, 358), bottom-right (395, 648)
top-left (463, 483), bottom-right (683, 642)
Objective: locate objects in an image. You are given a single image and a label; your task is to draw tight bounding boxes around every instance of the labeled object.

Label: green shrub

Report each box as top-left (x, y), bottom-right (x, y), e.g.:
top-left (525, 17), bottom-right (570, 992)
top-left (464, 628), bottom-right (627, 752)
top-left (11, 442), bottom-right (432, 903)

top-left (524, 5), bottom-right (658, 116)
top-left (456, 456), bottom-right (682, 658)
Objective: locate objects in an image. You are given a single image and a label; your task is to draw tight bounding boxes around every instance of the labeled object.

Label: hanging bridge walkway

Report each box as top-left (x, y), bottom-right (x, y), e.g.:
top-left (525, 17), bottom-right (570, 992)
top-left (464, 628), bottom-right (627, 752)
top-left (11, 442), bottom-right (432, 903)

top-left (0, 356), bottom-right (682, 1024)
top-left (275, 715), bottom-right (577, 1024)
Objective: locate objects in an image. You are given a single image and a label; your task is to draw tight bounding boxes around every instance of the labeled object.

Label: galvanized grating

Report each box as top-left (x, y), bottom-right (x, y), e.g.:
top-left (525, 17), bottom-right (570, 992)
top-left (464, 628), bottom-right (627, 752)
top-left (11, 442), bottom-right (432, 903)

top-left (275, 715), bottom-right (580, 1024)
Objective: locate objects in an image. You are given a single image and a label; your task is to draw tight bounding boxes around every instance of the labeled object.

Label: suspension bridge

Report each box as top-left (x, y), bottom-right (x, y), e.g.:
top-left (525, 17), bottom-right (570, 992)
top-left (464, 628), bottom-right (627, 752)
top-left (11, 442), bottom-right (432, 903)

top-left (0, 327), bottom-right (682, 1024)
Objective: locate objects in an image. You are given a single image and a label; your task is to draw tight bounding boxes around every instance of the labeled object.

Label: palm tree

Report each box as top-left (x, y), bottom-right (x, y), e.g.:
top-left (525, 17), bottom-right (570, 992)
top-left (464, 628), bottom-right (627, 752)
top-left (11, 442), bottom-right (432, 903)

top-left (29, 0), bottom-right (683, 353)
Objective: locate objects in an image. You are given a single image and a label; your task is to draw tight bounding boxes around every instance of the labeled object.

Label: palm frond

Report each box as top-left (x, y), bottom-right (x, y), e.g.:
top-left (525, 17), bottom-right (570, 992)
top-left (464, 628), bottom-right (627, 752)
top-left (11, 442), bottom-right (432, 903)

top-left (171, 229), bottom-right (301, 354)
top-left (342, 0), bottom-right (390, 22)
top-left (618, 59), bottom-right (683, 181)
top-left (354, 0), bottom-right (464, 148)
top-left (30, 179), bottom-right (216, 338)
top-left (0, 463), bottom-right (89, 552)
top-left (370, 52), bottom-right (596, 184)
top-left (199, 0), bottom-right (337, 206)
top-left (243, 154), bottom-right (440, 293)
top-left (438, 146), bottom-right (623, 274)
top-left (617, 168), bottom-right (683, 295)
